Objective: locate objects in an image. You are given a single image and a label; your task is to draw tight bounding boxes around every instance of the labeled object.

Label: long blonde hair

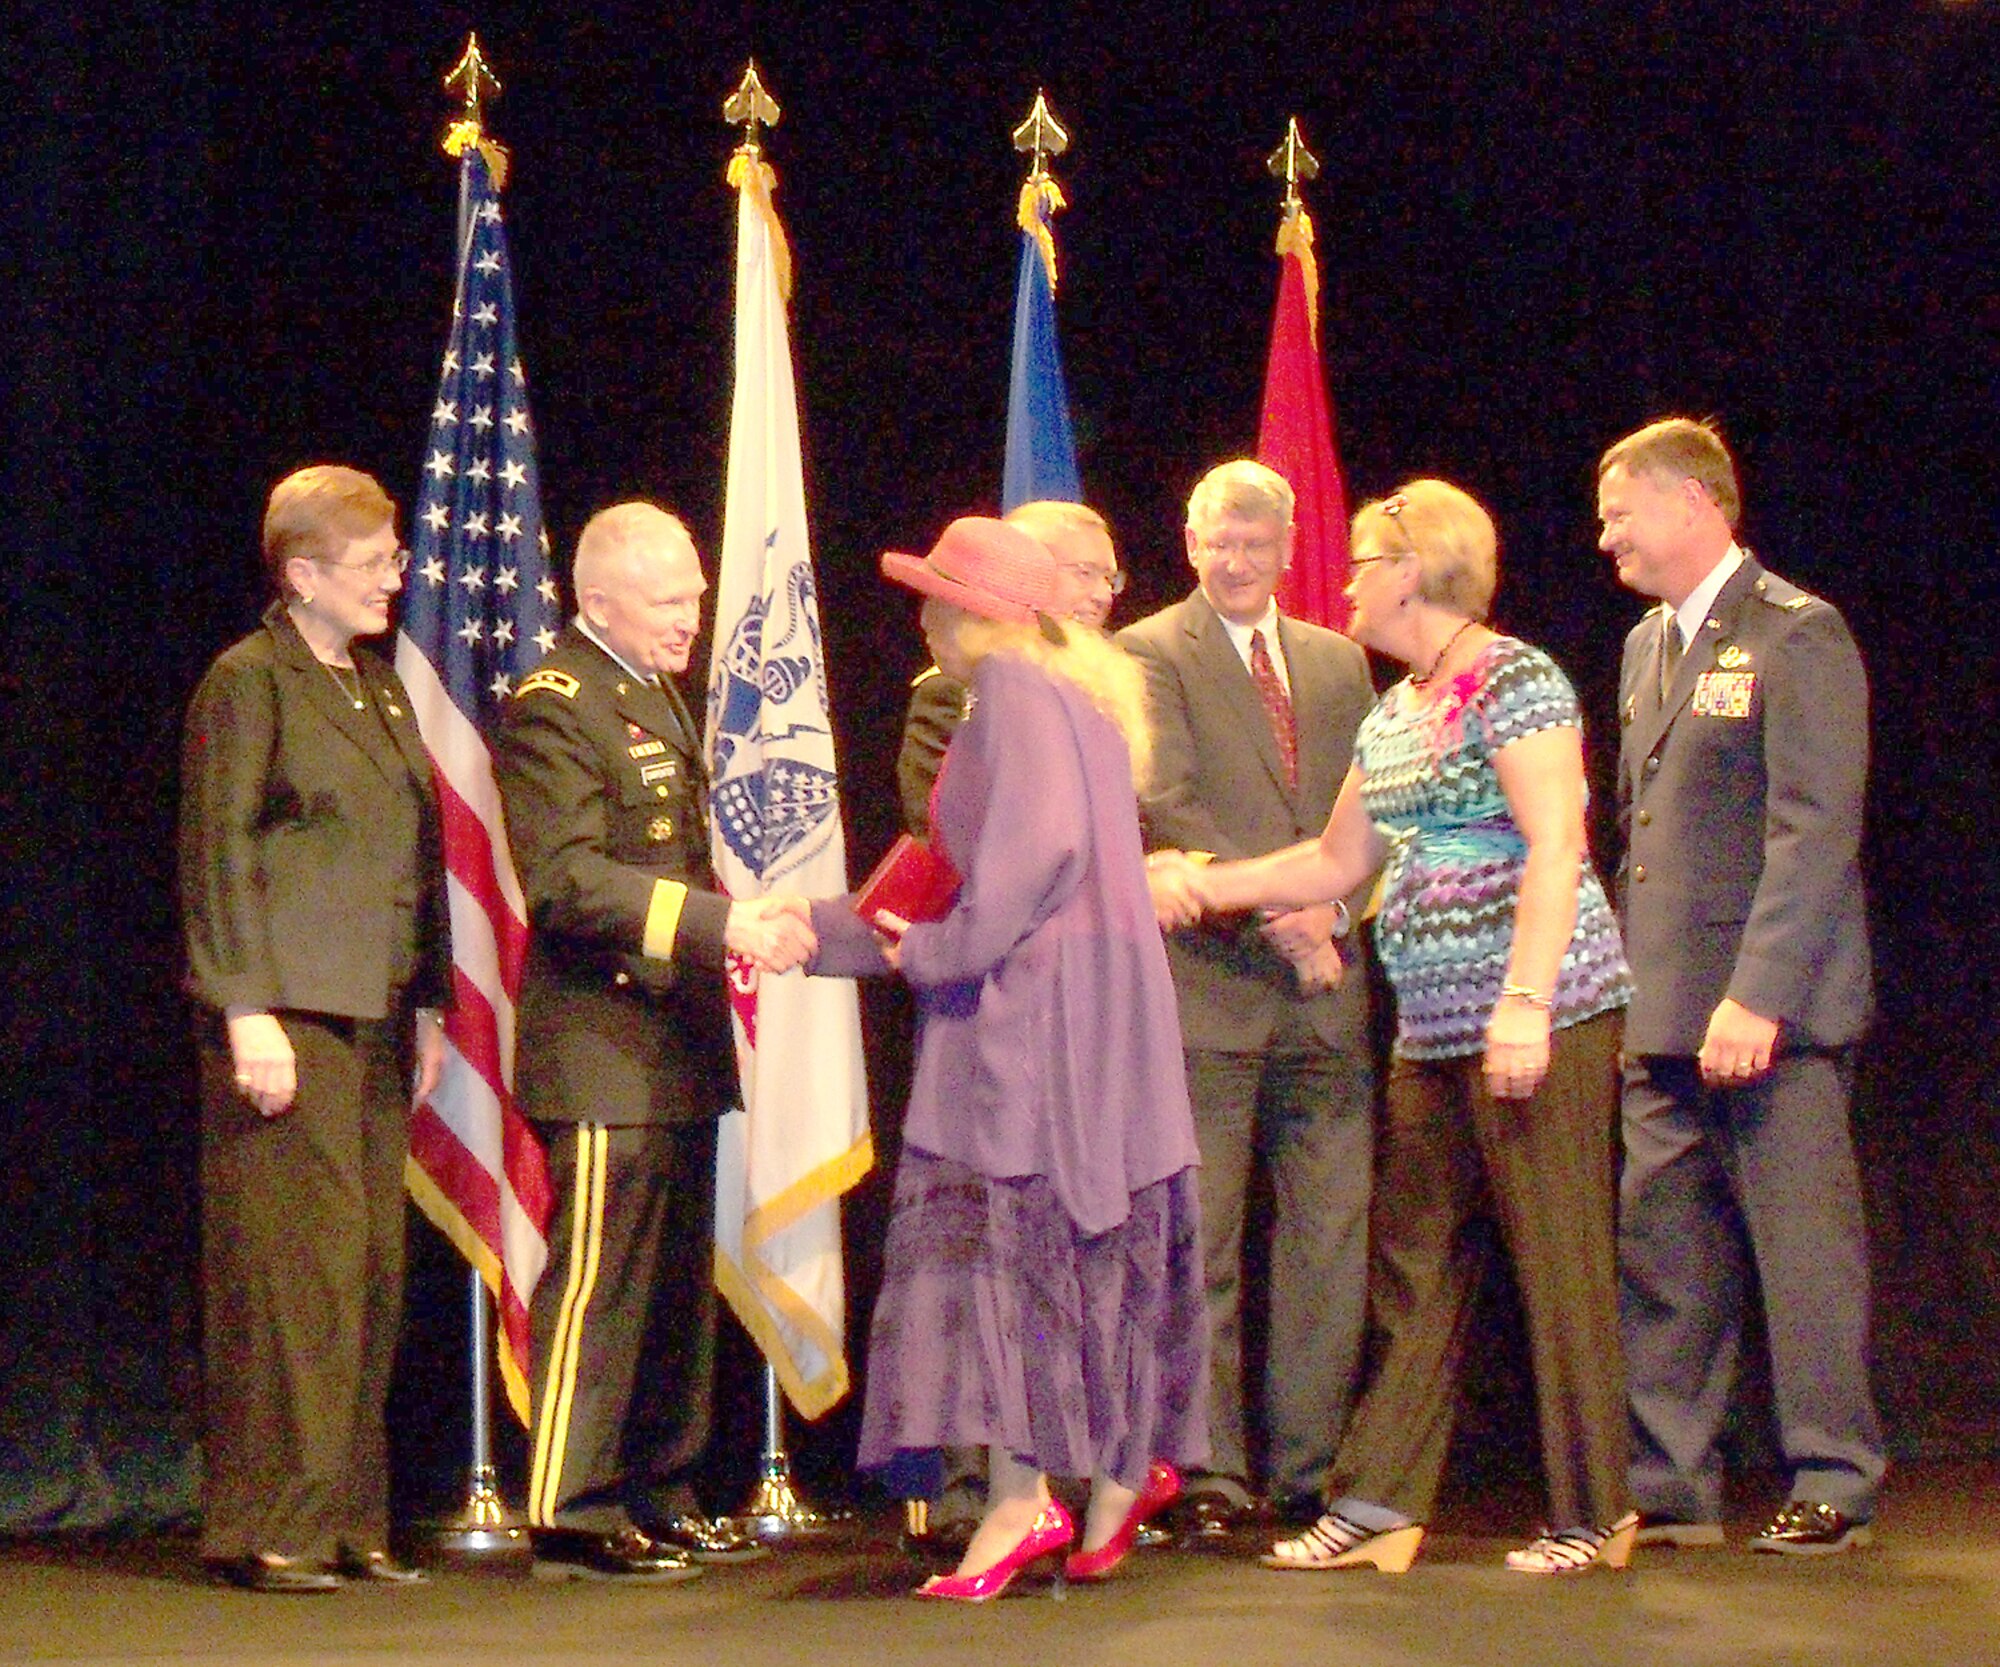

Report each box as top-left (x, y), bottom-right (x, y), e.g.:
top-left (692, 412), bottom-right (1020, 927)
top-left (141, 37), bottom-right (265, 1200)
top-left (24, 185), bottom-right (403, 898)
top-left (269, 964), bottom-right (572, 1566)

top-left (944, 612), bottom-right (1154, 794)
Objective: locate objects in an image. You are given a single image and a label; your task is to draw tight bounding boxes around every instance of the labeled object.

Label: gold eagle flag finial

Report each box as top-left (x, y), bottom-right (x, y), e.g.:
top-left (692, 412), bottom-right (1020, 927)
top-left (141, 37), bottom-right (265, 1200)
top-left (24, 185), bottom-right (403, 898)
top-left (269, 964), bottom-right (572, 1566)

top-left (1012, 89), bottom-right (1069, 185)
top-left (724, 60), bottom-right (782, 160)
top-left (1267, 115), bottom-right (1320, 215)
top-left (722, 62), bottom-right (791, 302)
top-left (1266, 116), bottom-right (1323, 341)
top-left (442, 32), bottom-right (509, 187)
top-left (1012, 90), bottom-right (1071, 293)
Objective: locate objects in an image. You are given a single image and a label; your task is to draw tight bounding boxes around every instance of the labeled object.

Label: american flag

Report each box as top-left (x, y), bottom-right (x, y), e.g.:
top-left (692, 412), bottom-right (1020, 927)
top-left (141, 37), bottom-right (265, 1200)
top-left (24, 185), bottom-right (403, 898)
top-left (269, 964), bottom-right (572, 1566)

top-left (394, 138), bottom-right (555, 1426)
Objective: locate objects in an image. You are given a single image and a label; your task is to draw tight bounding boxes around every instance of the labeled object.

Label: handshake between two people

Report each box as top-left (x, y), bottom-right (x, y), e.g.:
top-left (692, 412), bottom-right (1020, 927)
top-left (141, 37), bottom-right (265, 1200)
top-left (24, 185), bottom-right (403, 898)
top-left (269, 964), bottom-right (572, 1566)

top-left (723, 894), bottom-right (818, 975)
top-left (1144, 851), bottom-right (1346, 997)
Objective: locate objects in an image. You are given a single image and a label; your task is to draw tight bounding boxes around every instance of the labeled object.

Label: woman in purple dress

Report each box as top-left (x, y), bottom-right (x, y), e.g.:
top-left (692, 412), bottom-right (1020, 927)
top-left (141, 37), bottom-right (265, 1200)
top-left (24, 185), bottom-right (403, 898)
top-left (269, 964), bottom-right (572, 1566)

top-left (812, 517), bottom-right (1206, 1600)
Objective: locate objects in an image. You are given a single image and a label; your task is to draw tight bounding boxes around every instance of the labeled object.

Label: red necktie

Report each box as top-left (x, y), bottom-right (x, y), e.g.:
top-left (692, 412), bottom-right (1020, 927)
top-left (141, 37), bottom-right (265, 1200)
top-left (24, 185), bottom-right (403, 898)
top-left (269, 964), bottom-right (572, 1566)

top-left (1250, 628), bottom-right (1298, 789)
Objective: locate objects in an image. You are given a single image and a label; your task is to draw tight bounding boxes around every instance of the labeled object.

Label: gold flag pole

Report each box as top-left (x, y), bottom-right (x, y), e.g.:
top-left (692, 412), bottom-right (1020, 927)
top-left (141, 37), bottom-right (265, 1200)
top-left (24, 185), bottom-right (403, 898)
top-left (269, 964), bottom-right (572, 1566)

top-left (1266, 116), bottom-right (1324, 345)
top-left (719, 59), bottom-right (838, 1546)
top-left (406, 32), bottom-right (533, 1575)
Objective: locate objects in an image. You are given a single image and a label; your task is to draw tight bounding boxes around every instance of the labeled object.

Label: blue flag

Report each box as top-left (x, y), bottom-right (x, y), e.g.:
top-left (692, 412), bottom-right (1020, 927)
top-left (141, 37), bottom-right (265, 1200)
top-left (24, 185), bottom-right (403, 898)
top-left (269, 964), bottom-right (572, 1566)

top-left (1001, 179), bottom-right (1082, 511)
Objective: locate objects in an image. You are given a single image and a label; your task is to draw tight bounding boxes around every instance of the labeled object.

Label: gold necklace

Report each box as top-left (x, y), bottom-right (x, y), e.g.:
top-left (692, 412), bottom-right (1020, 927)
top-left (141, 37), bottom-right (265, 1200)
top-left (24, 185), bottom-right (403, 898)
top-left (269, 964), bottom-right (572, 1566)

top-left (321, 658), bottom-right (367, 710)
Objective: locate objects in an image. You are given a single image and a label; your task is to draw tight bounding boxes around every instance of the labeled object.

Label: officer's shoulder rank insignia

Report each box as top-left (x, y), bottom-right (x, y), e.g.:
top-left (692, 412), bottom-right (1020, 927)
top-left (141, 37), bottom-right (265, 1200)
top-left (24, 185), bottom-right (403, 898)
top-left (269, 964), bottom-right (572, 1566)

top-left (515, 668), bottom-right (580, 700)
top-left (648, 815), bottom-right (674, 842)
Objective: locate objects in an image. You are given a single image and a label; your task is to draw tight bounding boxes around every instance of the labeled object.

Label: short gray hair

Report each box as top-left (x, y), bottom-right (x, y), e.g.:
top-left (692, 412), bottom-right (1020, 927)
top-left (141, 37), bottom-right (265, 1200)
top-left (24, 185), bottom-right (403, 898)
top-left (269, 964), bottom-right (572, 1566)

top-left (1186, 459), bottom-right (1295, 530)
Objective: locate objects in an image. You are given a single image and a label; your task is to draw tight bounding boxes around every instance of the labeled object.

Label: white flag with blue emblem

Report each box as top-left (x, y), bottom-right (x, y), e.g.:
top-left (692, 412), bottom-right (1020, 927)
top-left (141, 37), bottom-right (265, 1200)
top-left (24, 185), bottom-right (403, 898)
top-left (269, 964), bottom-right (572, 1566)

top-left (705, 148), bottom-right (872, 1419)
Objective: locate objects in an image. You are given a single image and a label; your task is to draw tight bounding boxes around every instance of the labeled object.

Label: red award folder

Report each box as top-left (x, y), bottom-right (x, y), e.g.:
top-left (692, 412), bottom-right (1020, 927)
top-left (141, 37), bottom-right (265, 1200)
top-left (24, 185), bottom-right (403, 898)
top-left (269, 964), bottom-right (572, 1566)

top-left (853, 835), bottom-right (961, 936)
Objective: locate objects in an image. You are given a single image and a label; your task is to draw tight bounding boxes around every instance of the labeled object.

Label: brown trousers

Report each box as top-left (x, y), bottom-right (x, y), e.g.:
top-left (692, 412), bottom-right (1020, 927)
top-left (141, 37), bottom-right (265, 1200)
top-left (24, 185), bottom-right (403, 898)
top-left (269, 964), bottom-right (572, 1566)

top-left (1330, 1010), bottom-right (1629, 1528)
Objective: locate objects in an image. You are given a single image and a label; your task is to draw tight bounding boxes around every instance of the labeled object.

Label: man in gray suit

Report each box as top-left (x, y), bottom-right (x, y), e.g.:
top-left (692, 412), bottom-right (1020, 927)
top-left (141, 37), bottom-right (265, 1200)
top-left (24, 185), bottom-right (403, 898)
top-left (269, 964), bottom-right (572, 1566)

top-left (1119, 460), bottom-right (1376, 1533)
top-left (1601, 418), bottom-right (1884, 1556)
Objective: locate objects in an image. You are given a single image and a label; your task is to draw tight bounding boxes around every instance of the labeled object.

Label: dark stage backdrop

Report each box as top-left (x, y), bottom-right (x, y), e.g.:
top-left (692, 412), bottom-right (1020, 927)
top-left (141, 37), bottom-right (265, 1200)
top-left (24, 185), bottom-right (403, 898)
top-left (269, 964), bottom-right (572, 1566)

top-left (6, 1), bottom-right (1996, 1530)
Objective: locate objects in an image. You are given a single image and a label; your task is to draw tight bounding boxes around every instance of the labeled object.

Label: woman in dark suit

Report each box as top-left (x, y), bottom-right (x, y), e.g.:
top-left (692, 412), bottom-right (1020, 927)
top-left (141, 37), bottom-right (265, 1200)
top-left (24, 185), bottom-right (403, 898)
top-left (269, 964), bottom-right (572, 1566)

top-left (179, 465), bottom-right (450, 1592)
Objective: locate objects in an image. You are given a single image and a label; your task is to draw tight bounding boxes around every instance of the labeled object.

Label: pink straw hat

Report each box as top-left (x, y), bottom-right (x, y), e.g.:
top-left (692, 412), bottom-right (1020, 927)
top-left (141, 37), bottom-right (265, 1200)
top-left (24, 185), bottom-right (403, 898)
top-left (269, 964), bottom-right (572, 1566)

top-left (880, 517), bottom-right (1059, 624)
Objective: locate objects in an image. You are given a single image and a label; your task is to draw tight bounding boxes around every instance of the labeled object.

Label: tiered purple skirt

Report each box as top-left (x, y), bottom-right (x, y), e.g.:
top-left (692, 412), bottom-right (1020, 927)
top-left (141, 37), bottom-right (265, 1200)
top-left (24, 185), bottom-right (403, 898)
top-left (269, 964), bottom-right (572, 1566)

top-left (855, 1152), bottom-right (1209, 1490)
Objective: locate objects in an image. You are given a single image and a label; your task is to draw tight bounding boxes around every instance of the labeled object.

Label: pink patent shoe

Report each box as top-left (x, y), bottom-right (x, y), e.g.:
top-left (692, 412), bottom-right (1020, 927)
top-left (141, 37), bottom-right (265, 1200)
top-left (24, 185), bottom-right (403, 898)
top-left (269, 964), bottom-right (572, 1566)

top-left (1065, 1461), bottom-right (1182, 1582)
top-left (913, 1499), bottom-right (1075, 1602)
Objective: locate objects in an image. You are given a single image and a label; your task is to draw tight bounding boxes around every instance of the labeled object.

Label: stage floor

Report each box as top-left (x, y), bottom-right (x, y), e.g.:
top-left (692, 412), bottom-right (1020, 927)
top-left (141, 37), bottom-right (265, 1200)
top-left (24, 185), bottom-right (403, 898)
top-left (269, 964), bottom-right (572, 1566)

top-left (6, 1462), bottom-right (1996, 1667)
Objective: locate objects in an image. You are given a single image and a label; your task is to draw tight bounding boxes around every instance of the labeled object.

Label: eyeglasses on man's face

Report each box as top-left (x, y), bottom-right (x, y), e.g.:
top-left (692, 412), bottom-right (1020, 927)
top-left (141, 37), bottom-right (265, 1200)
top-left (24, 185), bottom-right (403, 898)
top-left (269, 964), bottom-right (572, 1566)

top-left (1059, 561), bottom-right (1127, 594)
top-left (1194, 534), bottom-right (1284, 564)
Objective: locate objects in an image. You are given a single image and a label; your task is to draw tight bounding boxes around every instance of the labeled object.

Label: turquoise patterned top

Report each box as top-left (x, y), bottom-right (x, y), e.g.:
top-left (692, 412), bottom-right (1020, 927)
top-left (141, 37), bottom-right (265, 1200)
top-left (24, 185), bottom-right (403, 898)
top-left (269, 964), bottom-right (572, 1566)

top-left (1356, 637), bottom-right (1631, 1060)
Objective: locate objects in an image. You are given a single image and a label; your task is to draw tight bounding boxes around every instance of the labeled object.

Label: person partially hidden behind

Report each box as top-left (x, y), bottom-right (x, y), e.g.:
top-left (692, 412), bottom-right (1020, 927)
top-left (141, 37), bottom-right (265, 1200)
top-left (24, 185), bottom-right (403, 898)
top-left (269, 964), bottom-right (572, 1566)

top-left (812, 518), bottom-right (1206, 1600)
top-left (180, 465), bottom-right (447, 1591)
top-left (1599, 418), bottom-right (1884, 1555)
top-left (890, 498), bottom-right (1129, 1552)
top-left (494, 502), bottom-right (816, 1581)
top-left (896, 498), bottom-right (1125, 837)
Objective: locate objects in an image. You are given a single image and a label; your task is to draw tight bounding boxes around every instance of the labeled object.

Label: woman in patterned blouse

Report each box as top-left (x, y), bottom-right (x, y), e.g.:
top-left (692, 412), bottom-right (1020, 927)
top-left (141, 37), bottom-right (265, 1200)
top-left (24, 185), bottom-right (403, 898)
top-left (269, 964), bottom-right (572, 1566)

top-left (1167, 478), bottom-right (1635, 1575)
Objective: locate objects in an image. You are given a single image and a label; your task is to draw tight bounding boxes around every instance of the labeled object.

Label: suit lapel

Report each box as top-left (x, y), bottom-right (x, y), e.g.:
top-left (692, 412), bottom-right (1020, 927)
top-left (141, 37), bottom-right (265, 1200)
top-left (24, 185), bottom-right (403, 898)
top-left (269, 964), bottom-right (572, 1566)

top-left (1185, 596), bottom-right (1292, 802)
top-left (269, 610), bottom-right (409, 791)
top-left (566, 626), bottom-right (704, 772)
top-left (614, 670), bottom-right (705, 779)
top-left (356, 647), bottom-right (435, 790)
top-left (1625, 560), bottom-right (1763, 771)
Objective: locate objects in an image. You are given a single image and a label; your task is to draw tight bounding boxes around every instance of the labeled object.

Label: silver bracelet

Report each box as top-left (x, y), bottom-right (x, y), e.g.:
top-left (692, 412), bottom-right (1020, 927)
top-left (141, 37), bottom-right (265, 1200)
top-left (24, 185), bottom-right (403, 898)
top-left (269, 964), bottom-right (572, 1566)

top-left (1498, 983), bottom-right (1552, 1010)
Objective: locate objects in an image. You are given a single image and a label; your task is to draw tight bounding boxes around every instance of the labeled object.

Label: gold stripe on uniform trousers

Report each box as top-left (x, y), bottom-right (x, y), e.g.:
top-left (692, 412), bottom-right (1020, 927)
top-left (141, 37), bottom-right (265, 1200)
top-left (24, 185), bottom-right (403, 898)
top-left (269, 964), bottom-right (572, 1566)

top-left (529, 1125), bottom-right (609, 1527)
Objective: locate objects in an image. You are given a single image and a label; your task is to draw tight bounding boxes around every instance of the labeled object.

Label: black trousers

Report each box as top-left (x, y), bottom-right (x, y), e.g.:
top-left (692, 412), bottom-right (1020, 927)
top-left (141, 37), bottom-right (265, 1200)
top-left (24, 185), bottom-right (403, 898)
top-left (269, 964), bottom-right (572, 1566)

top-left (527, 1119), bottom-right (719, 1531)
top-left (198, 1008), bottom-right (411, 1563)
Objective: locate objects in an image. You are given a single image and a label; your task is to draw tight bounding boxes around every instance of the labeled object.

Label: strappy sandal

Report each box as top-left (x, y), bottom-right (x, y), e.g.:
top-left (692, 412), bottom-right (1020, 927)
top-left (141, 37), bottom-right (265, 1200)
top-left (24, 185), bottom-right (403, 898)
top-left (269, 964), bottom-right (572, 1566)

top-left (1261, 1512), bottom-right (1424, 1573)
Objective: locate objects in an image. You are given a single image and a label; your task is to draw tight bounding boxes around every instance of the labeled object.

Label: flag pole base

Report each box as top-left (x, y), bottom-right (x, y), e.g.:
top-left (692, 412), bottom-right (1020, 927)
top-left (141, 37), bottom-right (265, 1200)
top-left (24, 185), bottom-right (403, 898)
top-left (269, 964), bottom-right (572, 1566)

top-left (405, 1466), bottom-right (534, 1572)
top-left (734, 1451), bottom-right (838, 1543)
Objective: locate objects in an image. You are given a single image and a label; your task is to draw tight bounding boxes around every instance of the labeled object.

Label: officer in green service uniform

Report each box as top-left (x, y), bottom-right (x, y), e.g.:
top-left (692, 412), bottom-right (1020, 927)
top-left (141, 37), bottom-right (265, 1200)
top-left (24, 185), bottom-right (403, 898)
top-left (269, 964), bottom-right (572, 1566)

top-left (494, 502), bottom-right (816, 1581)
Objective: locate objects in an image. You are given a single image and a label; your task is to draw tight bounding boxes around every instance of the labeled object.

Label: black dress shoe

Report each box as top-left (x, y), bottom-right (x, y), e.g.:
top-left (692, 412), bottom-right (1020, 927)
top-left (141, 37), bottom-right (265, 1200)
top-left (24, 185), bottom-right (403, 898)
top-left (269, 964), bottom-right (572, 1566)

top-left (206, 1552), bottom-right (342, 1593)
top-left (336, 1547), bottom-right (430, 1583)
top-left (531, 1526), bottom-right (704, 1582)
top-left (1748, 1501), bottom-right (1873, 1556)
top-left (644, 1511), bottom-right (770, 1565)
top-left (1179, 1489), bottom-right (1255, 1543)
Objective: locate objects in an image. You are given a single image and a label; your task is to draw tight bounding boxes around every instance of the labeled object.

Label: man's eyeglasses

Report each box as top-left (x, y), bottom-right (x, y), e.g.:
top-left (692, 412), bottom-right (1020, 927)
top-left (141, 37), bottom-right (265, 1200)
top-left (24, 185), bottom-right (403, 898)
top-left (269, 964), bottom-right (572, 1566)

top-left (1060, 562), bottom-right (1127, 595)
top-left (321, 548), bottom-right (412, 579)
top-left (1195, 536), bottom-right (1283, 563)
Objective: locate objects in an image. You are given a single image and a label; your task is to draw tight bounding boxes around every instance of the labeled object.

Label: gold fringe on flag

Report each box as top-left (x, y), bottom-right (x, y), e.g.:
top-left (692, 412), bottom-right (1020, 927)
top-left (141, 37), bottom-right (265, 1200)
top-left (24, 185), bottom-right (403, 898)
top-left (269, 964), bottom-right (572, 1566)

top-left (728, 151), bottom-right (794, 304)
top-left (442, 120), bottom-right (511, 191)
top-left (1275, 201), bottom-right (1320, 350)
top-left (1017, 176), bottom-right (1067, 294)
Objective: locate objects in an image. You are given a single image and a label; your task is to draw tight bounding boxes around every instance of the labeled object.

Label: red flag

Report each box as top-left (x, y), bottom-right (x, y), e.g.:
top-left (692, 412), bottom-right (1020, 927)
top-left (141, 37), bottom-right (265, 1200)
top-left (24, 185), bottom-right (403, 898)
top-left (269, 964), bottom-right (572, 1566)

top-left (1257, 206), bottom-right (1351, 631)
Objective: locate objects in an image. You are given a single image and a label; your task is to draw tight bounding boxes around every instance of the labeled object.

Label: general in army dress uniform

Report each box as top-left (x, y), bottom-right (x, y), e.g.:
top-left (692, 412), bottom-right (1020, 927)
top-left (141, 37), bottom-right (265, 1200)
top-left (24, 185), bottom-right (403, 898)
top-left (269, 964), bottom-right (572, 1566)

top-left (493, 502), bottom-right (815, 1580)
